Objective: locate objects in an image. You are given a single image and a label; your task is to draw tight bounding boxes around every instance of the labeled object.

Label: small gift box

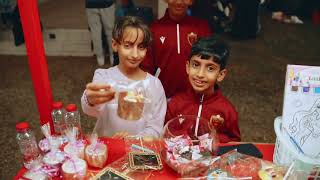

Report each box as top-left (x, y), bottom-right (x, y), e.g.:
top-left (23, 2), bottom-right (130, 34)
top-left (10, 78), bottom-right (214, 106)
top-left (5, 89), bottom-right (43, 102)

top-left (64, 127), bottom-right (85, 159)
top-left (84, 134), bottom-right (107, 168)
top-left (62, 157), bottom-right (87, 180)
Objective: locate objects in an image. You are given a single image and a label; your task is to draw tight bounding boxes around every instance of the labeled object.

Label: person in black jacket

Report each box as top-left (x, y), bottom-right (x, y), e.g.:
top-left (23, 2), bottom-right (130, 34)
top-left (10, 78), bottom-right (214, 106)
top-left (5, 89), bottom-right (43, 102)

top-left (86, 0), bottom-right (116, 66)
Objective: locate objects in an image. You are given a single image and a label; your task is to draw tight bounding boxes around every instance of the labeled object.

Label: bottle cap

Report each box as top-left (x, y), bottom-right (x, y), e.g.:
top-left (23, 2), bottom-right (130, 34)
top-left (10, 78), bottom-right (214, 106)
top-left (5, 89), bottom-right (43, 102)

top-left (66, 104), bottom-right (77, 112)
top-left (16, 122), bottom-right (30, 131)
top-left (52, 102), bottom-right (63, 109)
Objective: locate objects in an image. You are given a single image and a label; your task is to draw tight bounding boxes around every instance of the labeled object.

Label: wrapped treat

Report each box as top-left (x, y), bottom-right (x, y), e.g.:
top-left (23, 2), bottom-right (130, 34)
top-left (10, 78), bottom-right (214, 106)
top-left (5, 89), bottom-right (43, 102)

top-left (38, 123), bottom-right (66, 153)
top-left (208, 150), bottom-right (287, 180)
top-left (64, 127), bottom-right (85, 159)
top-left (43, 148), bottom-right (65, 166)
top-left (64, 142), bottom-right (85, 159)
top-left (117, 91), bottom-right (145, 120)
top-left (42, 136), bottom-right (65, 178)
top-left (62, 157), bottom-right (87, 180)
top-left (24, 170), bottom-right (48, 180)
top-left (85, 134), bottom-right (107, 168)
top-left (39, 138), bottom-right (51, 153)
top-left (116, 81), bottom-right (151, 121)
top-left (23, 163), bottom-right (48, 180)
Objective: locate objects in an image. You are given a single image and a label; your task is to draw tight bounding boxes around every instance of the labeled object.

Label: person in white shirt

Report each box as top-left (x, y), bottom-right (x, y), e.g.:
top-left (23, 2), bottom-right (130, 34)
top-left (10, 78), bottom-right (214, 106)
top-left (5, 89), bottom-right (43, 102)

top-left (81, 16), bottom-right (167, 138)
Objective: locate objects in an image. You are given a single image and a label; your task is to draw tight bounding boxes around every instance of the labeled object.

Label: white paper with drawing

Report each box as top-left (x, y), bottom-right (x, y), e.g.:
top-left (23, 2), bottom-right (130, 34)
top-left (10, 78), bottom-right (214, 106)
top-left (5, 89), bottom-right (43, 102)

top-left (282, 65), bottom-right (320, 158)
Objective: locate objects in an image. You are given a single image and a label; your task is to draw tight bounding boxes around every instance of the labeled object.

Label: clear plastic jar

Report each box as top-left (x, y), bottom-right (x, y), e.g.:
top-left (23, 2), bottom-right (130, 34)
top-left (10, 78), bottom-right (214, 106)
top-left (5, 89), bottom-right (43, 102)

top-left (16, 122), bottom-right (41, 169)
top-left (65, 104), bottom-right (82, 132)
top-left (51, 101), bottom-right (66, 135)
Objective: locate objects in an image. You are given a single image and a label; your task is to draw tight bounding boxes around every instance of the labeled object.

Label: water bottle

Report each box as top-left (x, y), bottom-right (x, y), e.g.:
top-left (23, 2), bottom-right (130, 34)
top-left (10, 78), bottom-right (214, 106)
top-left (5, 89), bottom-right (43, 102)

top-left (65, 104), bottom-right (82, 133)
top-left (16, 122), bottom-right (41, 169)
top-left (51, 101), bottom-right (66, 135)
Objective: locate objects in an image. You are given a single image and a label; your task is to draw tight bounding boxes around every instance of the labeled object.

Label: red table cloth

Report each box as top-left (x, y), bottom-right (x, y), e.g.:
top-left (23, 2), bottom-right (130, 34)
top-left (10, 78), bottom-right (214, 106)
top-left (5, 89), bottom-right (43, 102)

top-left (14, 138), bottom-right (274, 179)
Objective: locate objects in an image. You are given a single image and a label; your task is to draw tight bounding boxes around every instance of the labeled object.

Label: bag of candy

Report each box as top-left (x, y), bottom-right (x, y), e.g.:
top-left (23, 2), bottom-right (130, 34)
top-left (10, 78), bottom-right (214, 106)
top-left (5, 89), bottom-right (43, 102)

top-left (84, 133), bottom-right (108, 168)
top-left (208, 150), bottom-right (286, 180)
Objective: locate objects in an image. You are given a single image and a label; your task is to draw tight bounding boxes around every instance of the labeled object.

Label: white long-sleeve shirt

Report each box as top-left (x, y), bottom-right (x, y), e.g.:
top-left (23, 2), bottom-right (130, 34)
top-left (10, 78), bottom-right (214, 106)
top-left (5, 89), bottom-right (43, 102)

top-left (81, 66), bottom-right (167, 138)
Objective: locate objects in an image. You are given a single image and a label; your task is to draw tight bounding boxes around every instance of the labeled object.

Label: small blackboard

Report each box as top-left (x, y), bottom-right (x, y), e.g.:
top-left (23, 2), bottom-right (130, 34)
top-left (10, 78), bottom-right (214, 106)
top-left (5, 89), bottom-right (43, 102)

top-left (129, 152), bottom-right (162, 170)
top-left (94, 168), bottom-right (132, 180)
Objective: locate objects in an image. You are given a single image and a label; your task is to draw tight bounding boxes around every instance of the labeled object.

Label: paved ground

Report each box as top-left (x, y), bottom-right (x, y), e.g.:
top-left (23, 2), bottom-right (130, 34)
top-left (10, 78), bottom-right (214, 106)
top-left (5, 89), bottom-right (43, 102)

top-left (1, 2), bottom-right (320, 179)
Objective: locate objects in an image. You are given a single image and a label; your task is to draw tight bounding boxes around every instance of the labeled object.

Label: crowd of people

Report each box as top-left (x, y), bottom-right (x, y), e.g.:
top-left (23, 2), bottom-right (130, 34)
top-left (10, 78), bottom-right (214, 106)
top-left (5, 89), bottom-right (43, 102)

top-left (81, 0), bottom-right (241, 143)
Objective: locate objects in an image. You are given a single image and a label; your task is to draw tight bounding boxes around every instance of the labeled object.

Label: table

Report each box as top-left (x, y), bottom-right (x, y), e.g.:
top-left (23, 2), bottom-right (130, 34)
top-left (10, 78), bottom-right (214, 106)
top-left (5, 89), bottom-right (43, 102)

top-left (14, 138), bottom-right (275, 180)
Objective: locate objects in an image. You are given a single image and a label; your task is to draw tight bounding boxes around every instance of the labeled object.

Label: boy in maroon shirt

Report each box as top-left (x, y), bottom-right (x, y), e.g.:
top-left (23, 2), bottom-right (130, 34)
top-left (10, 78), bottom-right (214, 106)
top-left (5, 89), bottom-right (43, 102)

top-left (141, 0), bottom-right (212, 98)
top-left (165, 36), bottom-right (241, 143)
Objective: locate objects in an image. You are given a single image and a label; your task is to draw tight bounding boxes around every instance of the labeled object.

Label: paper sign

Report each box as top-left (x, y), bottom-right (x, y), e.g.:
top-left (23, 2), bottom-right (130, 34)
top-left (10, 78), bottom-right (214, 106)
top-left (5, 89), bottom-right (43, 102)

top-left (282, 65), bottom-right (320, 158)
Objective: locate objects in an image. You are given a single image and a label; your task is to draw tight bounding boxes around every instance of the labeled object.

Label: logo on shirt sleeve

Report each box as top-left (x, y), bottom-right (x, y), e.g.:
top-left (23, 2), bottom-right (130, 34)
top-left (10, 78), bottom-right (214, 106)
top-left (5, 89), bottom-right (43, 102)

top-left (160, 36), bottom-right (166, 44)
top-left (187, 32), bottom-right (198, 46)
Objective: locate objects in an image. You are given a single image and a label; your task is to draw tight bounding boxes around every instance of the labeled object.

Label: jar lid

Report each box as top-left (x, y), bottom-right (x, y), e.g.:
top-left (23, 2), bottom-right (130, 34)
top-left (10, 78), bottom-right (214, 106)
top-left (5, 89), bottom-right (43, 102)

top-left (52, 102), bottom-right (63, 109)
top-left (66, 104), bottom-right (77, 112)
top-left (16, 122), bottom-right (30, 131)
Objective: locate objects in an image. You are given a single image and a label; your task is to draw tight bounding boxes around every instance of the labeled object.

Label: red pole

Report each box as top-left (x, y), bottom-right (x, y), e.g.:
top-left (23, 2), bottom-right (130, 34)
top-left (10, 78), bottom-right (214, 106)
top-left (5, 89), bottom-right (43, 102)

top-left (17, 0), bottom-right (54, 133)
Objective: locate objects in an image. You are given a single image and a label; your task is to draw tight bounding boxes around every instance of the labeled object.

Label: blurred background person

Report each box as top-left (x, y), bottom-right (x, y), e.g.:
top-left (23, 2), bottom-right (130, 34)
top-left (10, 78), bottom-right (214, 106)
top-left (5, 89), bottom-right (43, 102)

top-left (85, 0), bottom-right (115, 66)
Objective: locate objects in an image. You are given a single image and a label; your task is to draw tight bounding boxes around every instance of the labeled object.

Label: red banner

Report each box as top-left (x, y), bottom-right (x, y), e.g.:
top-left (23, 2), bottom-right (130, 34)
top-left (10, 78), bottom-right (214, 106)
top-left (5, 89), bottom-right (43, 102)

top-left (18, 0), bottom-right (54, 133)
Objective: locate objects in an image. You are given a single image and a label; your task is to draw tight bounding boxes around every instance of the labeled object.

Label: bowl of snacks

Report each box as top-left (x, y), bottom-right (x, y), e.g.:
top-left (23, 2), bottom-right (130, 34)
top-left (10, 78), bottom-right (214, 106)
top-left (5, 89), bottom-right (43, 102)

top-left (162, 115), bottom-right (219, 177)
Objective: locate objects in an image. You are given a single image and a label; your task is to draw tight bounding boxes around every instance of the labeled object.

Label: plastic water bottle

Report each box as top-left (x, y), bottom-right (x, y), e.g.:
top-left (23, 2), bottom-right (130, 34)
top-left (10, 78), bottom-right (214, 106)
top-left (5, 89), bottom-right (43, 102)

top-left (65, 104), bottom-right (82, 132)
top-left (16, 122), bottom-right (41, 169)
top-left (51, 101), bottom-right (66, 135)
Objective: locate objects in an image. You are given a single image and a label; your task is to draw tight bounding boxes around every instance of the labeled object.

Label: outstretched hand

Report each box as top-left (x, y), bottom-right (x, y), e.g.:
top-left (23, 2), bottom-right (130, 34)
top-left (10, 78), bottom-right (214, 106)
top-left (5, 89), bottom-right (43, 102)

top-left (85, 83), bottom-right (115, 106)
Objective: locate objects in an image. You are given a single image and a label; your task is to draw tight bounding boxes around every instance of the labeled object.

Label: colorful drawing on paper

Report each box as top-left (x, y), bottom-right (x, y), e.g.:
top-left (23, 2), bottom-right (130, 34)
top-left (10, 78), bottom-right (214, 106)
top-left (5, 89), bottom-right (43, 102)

top-left (288, 98), bottom-right (320, 147)
top-left (282, 65), bottom-right (320, 158)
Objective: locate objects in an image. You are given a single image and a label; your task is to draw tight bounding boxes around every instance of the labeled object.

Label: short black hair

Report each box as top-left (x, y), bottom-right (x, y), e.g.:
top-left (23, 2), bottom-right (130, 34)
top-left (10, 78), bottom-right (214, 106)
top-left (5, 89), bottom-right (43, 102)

top-left (112, 16), bottom-right (152, 48)
top-left (189, 36), bottom-right (229, 69)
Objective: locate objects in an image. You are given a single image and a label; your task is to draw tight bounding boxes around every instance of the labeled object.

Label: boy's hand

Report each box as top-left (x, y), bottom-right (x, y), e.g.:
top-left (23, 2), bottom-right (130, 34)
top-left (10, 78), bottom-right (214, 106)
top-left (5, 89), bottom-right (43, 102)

top-left (210, 114), bottom-right (224, 128)
top-left (85, 83), bottom-right (115, 106)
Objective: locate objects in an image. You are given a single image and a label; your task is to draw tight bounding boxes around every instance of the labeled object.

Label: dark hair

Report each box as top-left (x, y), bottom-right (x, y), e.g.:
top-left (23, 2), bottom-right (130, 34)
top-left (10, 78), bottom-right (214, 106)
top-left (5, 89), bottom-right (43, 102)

top-left (189, 36), bottom-right (229, 69)
top-left (112, 16), bottom-right (152, 48)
